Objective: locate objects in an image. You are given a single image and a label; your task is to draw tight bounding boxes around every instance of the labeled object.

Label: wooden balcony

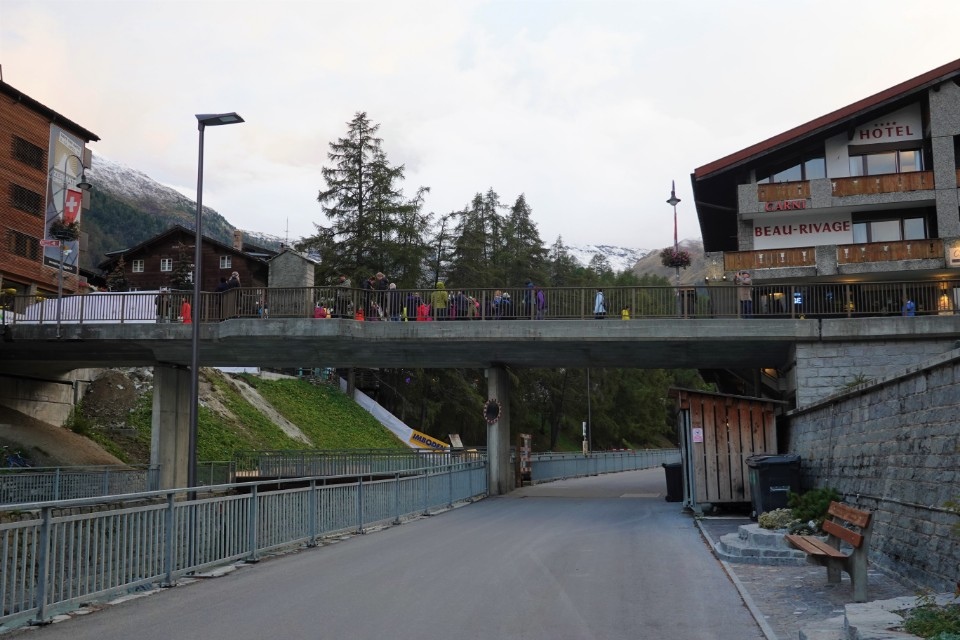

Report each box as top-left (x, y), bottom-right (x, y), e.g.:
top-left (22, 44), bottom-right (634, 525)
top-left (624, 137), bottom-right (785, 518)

top-left (723, 247), bottom-right (817, 271)
top-left (757, 181), bottom-right (810, 202)
top-left (831, 171), bottom-right (934, 197)
top-left (837, 238), bottom-right (943, 264)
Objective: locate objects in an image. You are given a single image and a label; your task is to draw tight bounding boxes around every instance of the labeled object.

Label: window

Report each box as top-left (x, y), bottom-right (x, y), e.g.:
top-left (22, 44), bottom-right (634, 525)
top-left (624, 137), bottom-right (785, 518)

top-left (758, 153), bottom-right (826, 183)
top-left (220, 255), bottom-right (232, 269)
top-left (132, 259), bottom-right (145, 273)
top-left (852, 217), bottom-right (927, 243)
top-left (12, 136), bottom-right (45, 170)
top-left (849, 149), bottom-right (923, 176)
top-left (6, 230), bottom-right (40, 260)
top-left (10, 184), bottom-right (43, 216)
top-left (160, 258), bottom-right (173, 272)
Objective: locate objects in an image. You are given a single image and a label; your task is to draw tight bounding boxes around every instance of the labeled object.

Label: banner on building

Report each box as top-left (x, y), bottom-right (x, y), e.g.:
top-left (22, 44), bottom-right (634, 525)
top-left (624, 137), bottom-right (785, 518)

top-left (44, 126), bottom-right (85, 275)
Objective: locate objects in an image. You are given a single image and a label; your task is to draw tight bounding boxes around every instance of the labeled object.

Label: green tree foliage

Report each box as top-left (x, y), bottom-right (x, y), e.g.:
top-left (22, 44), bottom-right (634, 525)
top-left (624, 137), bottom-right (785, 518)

top-left (105, 255), bottom-right (129, 292)
top-left (169, 242), bottom-right (194, 290)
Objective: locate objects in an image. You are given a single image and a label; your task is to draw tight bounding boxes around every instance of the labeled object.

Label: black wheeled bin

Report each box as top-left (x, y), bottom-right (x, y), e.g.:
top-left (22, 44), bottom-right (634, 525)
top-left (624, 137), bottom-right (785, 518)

top-left (662, 461), bottom-right (683, 502)
top-left (745, 454), bottom-right (801, 517)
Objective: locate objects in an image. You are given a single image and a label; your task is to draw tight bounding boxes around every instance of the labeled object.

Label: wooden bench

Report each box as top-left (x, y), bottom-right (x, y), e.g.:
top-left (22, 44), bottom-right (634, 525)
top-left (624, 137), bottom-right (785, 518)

top-left (785, 501), bottom-right (873, 602)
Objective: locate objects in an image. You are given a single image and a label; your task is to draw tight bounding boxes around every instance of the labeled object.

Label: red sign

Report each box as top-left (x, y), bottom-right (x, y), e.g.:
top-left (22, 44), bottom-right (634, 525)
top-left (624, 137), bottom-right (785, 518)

top-left (63, 188), bottom-right (82, 223)
top-left (40, 239), bottom-right (61, 247)
top-left (764, 199), bottom-right (806, 212)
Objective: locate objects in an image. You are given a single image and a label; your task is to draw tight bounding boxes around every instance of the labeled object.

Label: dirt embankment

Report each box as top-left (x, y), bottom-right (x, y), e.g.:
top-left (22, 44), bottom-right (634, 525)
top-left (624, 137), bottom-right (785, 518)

top-left (0, 405), bottom-right (122, 467)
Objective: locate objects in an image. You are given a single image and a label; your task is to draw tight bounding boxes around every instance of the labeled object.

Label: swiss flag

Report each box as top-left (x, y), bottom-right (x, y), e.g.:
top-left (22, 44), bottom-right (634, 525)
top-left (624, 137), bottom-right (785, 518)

top-left (63, 188), bottom-right (82, 224)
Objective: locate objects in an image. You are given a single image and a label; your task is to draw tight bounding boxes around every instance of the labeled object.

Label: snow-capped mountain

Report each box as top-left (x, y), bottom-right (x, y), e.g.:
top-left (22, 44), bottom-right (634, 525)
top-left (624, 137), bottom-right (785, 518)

top-left (564, 245), bottom-right (651, 272)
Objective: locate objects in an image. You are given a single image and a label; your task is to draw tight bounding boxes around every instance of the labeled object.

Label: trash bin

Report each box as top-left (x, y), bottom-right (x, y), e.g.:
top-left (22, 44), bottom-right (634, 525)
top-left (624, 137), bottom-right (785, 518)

top-left (746, 454), bottom-right (801, 517)
top-left (662, 461), bottom-right (683, 502)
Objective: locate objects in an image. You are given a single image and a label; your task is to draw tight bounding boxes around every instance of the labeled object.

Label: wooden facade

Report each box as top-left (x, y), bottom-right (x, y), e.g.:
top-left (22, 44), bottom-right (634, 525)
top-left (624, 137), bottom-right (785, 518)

top-left (671, 389), bottom-right (778, 512)
top-left (98, 225), bottom-right (269, 292)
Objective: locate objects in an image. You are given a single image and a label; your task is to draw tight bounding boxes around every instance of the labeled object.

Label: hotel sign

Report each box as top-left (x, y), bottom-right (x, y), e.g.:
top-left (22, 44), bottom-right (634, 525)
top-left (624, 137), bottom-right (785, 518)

top-left (764, 199), bottom-right (806, 212)
top-left (851, 104), bottom-right (922, 145)
top-left (753, 212), bottom-right (853, 250)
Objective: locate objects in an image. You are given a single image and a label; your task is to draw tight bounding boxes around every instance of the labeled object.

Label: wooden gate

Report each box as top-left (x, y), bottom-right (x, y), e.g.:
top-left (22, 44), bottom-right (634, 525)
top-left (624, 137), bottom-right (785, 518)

top-left (670, 389), bottom-right (779, 512)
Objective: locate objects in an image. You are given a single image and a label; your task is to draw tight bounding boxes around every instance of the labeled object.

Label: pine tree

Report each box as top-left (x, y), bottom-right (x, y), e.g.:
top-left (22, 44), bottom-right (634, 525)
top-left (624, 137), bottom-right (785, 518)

top-left (501, 194), bottom-right (547, 285)
top-left (169, 242), bottom-right (194, 290)
top-left (106, 256), bottom-right (129, 292)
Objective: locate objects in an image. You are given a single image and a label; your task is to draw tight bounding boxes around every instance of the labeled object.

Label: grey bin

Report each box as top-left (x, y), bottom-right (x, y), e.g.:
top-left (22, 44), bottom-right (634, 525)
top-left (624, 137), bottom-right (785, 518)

top-left (662, 461), bottom-right (683, 502)
top-left (745, 454), bottom-right (801, 518)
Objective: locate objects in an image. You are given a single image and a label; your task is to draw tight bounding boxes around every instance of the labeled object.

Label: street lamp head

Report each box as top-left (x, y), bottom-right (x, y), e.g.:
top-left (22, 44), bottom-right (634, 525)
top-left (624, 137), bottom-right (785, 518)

top-left (76, 173), bottom-right (92, 191)
top-left (666, 180), bottom-right (681, 208)
top-left (196, 112), bottom-right (244, 128)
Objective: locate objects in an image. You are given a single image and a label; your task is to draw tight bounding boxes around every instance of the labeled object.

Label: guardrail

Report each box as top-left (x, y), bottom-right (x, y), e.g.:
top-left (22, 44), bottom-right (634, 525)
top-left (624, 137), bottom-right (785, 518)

top-left (0, 460), bottom-right (486, 627)
top-left (233, 448), bottom-right (484, 479)
top-left (5, 279), bottom-right (960, 325)
top-left (530, 449), bottom-right (680, 483)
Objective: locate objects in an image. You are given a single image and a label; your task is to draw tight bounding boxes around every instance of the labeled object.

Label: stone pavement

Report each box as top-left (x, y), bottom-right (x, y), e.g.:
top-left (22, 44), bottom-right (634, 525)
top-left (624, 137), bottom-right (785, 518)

top-left (696, 516), bottom-right (919, 640)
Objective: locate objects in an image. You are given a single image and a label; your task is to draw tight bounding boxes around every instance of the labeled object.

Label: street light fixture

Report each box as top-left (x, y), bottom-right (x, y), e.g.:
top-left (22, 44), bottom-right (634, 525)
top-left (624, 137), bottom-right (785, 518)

top-left (50, 154), bottom-right (92, 339)
top-left (666, 181), bottom-right (682, 316)
top-left (189, 112), bottom-right (244, 489)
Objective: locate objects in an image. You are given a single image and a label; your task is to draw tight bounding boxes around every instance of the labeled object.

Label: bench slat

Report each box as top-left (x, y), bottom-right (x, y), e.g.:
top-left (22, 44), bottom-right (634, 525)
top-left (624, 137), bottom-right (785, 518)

top-left (823, 519), bottom-right (864, 549)
top-left (785, 534), bottom-right (847, 558)
top-left (827, 502), bottom-right (872, 529)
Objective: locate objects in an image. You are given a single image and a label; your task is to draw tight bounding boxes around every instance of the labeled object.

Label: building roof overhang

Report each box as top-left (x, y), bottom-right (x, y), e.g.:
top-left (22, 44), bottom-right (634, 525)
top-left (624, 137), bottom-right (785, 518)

top-left (1, 80), bottom-right (101, 143)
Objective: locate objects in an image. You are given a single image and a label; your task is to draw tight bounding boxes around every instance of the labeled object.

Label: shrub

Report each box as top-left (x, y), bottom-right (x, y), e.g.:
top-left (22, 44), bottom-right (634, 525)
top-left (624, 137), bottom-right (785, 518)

top-left (788, 487), bottom-right (840, 532)
top-left (902, 593), bottom-right (960, 638)
top-left (758, 508), bottom-right (796, 530)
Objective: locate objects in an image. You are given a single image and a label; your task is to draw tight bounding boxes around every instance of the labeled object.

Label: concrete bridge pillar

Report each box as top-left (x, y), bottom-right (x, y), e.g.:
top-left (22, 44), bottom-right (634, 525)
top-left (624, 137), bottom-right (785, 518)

top-left (151, 364), bottom-right (191, 490)
top-left (486, 365), bottom-right (514, 495)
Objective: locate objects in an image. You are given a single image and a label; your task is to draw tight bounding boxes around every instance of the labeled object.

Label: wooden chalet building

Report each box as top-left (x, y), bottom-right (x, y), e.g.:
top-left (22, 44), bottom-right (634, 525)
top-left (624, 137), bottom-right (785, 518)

top-left (98, 225), bottom-right (272, 292)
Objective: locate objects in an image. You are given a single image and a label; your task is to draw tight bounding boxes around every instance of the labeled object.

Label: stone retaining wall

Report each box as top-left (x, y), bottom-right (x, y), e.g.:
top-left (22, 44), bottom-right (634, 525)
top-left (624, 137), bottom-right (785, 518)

top-left (786, 348), bottom-right (960, 591)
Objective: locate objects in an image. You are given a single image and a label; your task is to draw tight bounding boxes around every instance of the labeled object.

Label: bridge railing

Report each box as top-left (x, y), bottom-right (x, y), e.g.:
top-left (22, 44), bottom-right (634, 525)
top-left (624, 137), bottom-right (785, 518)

top-left (0, 465), bottom-right (159, 505)
top-left (530, 449), bottom-right (680, 483)
top-left (0, 460), bottom-right (486, 627)
top-left (4, 279), bottom-right (960, 325)
top-left (232, 448), bottom-right (485, 478)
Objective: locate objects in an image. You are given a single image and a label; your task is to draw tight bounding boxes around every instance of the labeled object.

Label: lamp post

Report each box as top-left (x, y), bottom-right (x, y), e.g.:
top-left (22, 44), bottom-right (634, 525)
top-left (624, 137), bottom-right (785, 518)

top-left (50, 154), bottom-right (92, 339)
top-left (666, 181), bottom-right (682, 317)
top-left (189, 112), bottom-right (244, 489)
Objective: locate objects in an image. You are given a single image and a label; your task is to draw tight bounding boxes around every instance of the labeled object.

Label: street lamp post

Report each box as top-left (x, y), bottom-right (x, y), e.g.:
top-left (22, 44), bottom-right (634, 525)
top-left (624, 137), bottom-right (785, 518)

top-left (50, 154), bottom-right (92, 339)
top-left (666, 181), bottom-right (682, 317)
top-left (189, 113), bottom-right (244, 489)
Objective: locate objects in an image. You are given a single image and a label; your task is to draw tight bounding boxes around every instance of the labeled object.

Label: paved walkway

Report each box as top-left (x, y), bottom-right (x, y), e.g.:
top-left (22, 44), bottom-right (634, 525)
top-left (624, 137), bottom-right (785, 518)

top-left (697, 516), bottom-right (917, 640)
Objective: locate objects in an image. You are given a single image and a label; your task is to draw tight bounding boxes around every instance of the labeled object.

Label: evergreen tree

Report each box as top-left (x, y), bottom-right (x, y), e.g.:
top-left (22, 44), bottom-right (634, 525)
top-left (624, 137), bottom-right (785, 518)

top-left (105, 256), bottom-right (129, 292)
top-left (501, 194), bottom-right (547, 286)
top-left (547, 236), bottom-right (584, 287)
top-left (307, 112), bottom-right (427, 283)
top-left (169, 242), bottom-right (194, 290)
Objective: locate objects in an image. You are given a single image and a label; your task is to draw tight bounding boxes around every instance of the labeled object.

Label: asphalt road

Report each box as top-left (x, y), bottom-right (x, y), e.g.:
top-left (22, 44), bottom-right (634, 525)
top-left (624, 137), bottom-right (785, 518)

top-left (15, 468), bottom-right (764, 640)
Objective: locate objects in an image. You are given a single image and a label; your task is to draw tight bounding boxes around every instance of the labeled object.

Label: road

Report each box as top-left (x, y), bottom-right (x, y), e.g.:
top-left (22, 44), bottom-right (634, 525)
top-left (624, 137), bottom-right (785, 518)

top-left (15, 468), bottom-right (764, 640)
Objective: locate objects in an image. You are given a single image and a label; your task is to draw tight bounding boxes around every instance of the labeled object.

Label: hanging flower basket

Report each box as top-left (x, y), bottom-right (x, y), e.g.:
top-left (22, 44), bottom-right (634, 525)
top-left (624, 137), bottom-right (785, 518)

top-left (49, 219), bottom-right (80, 241)
top-left (660, 247), bottom-right (691, 269)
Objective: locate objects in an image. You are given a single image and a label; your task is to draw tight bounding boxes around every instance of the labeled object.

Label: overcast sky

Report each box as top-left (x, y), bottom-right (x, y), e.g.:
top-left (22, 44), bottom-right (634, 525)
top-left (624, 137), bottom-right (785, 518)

top-left (3, 0), bottom-right (959, 250)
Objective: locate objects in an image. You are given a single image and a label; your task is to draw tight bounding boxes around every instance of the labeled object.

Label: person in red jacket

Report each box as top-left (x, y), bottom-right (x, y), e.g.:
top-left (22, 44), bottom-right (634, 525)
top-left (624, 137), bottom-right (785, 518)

top-left (180, 299), bottom-right (192, 324)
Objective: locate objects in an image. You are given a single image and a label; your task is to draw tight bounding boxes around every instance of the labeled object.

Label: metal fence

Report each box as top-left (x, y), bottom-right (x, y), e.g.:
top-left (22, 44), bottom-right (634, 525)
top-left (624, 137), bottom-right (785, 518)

top-left (530, 449), bottom-right (680, 483)
top-left (5, 279), bottom-right (959, 325)
top-left (0, 466), bottom-right (159, 505)
top-left (233, 448), bottom-right (484, 479)
top-left (0, 460), bottom-right (486, 627)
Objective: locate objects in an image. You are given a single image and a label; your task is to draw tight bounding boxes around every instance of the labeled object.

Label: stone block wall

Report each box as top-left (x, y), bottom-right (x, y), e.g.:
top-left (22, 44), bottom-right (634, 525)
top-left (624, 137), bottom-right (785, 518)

top-left (786, 349), bottom-right (960, 591)
top-left (794, 339), bottom-right (957, 408)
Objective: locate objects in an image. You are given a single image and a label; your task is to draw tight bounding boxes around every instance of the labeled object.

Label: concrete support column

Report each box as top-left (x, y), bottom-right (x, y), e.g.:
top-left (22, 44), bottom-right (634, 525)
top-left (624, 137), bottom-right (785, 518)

top-left (151, 364), bottom-right (191, 490)
top-left (486, 365), bottom-right (513, 495)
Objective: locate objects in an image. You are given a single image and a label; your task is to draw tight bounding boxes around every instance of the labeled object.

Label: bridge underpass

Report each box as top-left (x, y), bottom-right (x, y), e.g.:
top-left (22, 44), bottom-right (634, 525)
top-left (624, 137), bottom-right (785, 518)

top-left (3, 315), bottom-right (959, 493)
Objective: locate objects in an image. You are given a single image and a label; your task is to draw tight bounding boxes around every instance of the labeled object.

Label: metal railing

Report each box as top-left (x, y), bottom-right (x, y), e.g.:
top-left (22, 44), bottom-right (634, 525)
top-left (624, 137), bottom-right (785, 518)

top-left (233, 448), bottom-right (484, 479)
top-left (0, 460), bottom-right (486, 627)
top-left (0, 465), bottom-right (159, 505)
top-left (5, 279), bottom-right (960, 325)
top-left (530, 449), bottom-right (680, 483)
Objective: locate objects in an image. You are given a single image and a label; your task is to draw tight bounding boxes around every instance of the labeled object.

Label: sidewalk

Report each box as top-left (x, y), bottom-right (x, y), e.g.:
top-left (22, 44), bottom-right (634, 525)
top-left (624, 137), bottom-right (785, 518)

top-left (697, 516), bottom-right (918, 640)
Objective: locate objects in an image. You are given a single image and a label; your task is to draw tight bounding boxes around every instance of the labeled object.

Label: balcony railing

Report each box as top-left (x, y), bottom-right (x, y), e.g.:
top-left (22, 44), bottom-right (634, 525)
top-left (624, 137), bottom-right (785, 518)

top-left (837, 238), bottom-right (943, 264)
top-left (831, 171), bottom-right (934, 197)
top-left (757, 181), bottom-right (810, 202)
top-left (723, 247), bottom-right (817, 271)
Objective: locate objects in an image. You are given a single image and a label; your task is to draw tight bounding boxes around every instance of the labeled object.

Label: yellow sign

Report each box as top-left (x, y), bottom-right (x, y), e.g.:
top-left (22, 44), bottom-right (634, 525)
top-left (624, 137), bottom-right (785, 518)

top-left (408, 430), bottom-right (448, 450)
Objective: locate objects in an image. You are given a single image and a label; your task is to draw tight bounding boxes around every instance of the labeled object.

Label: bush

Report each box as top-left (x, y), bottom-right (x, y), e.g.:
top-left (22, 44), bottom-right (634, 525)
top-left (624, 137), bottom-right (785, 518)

top-left (902, 593), bottom-right (960, 638)
top-left (758, 508), bottom-right (795, 530)
top-left (788, 487), bottom-right (840, 532)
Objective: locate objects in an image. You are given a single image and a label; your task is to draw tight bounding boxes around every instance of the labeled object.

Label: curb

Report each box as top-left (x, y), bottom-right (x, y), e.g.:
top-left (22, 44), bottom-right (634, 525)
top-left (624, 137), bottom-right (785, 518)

top-left (696, 518), bottom-right (780, 640)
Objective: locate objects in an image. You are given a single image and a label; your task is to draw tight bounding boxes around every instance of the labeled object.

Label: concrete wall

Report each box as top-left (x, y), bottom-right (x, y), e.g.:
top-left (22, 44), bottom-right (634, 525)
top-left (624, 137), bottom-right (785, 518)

top-left (0, 369), bottom-right (98, 425)
top-left (785, 348), bottom-right (960, 592)
top-left (793, 339), bottom-right (957, 408)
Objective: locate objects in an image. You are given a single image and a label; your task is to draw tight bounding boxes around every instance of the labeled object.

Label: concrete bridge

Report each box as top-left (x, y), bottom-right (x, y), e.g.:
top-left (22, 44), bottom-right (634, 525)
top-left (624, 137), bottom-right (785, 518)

top-left (4, 311), bottom-right (960, 495)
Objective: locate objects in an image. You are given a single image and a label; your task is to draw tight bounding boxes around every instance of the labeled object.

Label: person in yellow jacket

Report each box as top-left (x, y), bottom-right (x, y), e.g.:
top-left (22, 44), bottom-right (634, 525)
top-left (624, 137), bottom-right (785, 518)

top-left (431, 282), bottom-right (449, 321)
top-left (621, 306), bottom-right (631, 320)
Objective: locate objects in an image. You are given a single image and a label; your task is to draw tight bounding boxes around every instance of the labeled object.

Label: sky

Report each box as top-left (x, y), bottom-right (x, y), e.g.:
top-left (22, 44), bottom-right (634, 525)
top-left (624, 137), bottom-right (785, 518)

top-left (3, 0), bottom-right (960, 251)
